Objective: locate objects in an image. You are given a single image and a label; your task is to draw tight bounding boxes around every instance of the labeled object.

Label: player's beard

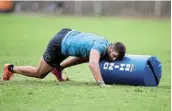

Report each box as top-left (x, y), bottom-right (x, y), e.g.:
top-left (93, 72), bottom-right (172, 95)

top-left (107, 50), bottom-right (113, 62)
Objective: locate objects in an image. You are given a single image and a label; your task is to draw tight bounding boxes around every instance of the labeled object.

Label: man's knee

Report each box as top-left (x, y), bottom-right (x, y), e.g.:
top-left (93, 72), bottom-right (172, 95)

top-left (80, 57), bottom-right (89, 62)
top-left (36, 71), bottom-right (49, 79)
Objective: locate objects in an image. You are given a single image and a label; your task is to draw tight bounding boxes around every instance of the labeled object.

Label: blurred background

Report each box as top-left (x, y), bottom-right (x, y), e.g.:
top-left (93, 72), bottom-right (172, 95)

top-left (0, 1), bottom-right (171, 18)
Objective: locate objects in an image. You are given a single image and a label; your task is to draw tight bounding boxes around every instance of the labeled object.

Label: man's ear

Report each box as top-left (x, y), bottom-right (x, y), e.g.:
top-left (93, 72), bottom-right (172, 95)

top-left (109, 45), bottom-right (113, 51)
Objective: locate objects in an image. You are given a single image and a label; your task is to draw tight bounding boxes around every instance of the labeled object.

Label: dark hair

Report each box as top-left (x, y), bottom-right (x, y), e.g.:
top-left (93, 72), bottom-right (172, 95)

top-left (112, 42), bottom-right (126, 60)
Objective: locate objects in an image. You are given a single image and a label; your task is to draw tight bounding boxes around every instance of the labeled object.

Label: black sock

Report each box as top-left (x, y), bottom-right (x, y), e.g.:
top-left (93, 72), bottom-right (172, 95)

top-left (8, 64), bottom-right (14, 72)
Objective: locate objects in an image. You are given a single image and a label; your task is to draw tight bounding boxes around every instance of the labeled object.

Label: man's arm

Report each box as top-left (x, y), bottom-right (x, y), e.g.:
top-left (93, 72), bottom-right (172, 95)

top-left (89, 49), bottom-right (109, 87)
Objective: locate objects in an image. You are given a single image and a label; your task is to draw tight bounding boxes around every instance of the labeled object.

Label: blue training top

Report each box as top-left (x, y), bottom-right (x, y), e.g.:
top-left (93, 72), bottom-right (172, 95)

top-left (61, 30), bottom-right (110, 58)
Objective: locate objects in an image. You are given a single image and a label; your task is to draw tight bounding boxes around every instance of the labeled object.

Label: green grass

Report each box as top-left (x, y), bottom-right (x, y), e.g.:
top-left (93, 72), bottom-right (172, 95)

top-left (0, 14), bottom-right (171, 111)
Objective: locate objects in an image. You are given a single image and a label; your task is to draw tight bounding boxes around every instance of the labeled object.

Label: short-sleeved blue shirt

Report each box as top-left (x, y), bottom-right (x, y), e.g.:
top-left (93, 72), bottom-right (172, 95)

top-left (61, 30), bottom-right (110, 58)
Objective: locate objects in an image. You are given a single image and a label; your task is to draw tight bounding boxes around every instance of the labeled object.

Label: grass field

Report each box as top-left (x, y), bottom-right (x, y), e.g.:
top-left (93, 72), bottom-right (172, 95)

top-left (0, 14), bottom-right (171, 111)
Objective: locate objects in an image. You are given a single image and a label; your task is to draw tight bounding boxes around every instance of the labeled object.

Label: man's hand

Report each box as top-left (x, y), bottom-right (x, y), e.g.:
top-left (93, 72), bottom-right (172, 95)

top-left (98, 81), bottom-right (111, 88)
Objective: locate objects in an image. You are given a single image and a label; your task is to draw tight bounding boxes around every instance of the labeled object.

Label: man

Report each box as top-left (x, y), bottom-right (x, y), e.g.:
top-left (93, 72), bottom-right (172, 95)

top-left (2, 28), bottom-right (126, 87)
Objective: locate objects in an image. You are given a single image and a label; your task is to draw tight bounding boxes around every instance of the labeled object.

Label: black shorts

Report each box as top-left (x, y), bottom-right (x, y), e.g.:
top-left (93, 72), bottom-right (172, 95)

top-left (43, 28), bottom-right (72, 67)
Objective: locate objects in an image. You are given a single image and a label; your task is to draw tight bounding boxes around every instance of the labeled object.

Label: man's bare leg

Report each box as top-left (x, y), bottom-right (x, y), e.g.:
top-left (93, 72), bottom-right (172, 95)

top-left (60, 56), bottom-right (89, 70)
top-left (8, 57), bottom-right (53, 79)
top-left (51, 56), bottom-right (88, 81)
top-left (51, 57), bottom-right (88, 81)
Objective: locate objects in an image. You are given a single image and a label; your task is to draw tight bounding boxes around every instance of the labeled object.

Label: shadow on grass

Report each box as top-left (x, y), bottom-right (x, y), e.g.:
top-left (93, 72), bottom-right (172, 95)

top-left (157, 85), bottom-right (171, 89)
top-left (0, 79), bottom-right (170, 89)
top-left (0, 79), bottom-right (96, 87)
